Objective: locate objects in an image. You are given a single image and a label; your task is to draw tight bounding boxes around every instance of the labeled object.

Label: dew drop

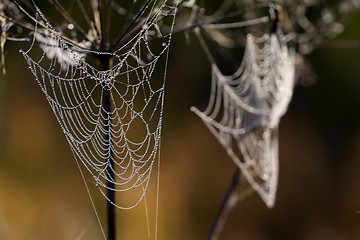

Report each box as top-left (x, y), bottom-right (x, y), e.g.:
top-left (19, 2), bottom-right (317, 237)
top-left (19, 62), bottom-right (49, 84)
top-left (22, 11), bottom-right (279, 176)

top-left (67, 24), bottom-right (74, 30)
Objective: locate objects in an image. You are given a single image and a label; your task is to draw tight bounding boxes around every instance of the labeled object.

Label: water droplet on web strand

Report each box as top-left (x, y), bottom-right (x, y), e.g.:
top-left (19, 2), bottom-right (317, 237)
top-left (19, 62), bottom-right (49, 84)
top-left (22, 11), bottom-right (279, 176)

top-left (67, 24), bottom-right (75, 30)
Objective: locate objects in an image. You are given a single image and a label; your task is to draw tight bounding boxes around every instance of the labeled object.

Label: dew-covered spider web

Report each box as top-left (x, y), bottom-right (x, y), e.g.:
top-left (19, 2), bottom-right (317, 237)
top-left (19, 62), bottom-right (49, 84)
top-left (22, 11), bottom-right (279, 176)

top-left (19, 0), bottom-right (177, 226)
top-left (192, 32), bottom-right (295, 207)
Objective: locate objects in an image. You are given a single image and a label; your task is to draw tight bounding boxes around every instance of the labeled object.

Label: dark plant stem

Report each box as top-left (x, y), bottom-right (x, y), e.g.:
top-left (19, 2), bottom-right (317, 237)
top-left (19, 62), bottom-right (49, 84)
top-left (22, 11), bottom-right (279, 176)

top-left (100, 56), bottom-right (116, 240)
top-left (208, 168), bottom-right (242, 240)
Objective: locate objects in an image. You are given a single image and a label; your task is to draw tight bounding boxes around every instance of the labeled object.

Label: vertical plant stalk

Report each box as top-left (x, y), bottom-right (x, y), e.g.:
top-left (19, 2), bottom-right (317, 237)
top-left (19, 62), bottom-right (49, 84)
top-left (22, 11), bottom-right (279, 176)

top-left (208, 168), bottom-right (242, 240)
top-left (100, 56), bottom-right (116, 240)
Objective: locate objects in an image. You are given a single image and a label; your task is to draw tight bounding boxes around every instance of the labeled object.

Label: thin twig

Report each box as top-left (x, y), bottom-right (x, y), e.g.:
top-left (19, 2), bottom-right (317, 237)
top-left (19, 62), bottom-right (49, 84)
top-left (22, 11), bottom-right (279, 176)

top-left (111, 1), bottom-right (266, 54)
top-left (111, 0), bottom-right (154, 50)
top-left (86, 0), bottom-right (103, 46)
top-left (0, 12), bottom-right (35, 32)
top-left (208, 168), bottom-right (242, 240)
top-left (111, 0), bottom-right (136, 48)
top-left (9, 1), bottom-right (87, 49)
top-left (171, 3), bottom-right (270, 36)
top-left (105, 0), bottom-right (113, 47)
top-left (85, 0), bottom-right (101, 44)
top-left (94, 0), bottom-right (103, 43)
top-left (48, 0), bottom-right (90, 42)
top-left (110, 0), bottom-right (186, 54)
top-left (75, 0), bottom-right (92, 28)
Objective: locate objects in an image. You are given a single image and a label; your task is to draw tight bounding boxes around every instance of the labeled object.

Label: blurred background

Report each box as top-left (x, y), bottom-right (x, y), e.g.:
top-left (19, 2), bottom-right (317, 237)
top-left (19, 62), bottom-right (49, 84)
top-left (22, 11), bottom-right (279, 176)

top-left (0, 1), bottom-right (360, 240)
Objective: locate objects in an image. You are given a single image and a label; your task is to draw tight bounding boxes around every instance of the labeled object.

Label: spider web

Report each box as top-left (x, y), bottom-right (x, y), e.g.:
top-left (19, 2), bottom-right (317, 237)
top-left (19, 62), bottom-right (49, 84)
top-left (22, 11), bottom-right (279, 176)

top-left (19, 0), bottom-right (177, 213)
top-left (192, 33), bottom-right (295, 207)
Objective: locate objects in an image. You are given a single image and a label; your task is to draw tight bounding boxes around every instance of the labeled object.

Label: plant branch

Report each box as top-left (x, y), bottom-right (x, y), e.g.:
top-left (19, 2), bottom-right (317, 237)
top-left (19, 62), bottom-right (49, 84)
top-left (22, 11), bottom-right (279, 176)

top-left (171, 2), bottom-right (270, 36)
top-left (208, 167), bottom-right (242, 240)
top-left (93, 0), bottom-right (103, 45)
top-left (111, 0), bottom-right (263, 54)
top-left (8, 1), bottom-right (86, 49)
top-left (85, 0), bottom-right (102, 45)
top-left (75, 0), bottom-right (92, 29)
top-left (111, 0), bottom-right (153, 50)
top-left (48, 0), bottom-right (90, 42)
top-left (111, 0), bottom-right (136, 50)
top-left (105, 0), bottom-right (113, 47)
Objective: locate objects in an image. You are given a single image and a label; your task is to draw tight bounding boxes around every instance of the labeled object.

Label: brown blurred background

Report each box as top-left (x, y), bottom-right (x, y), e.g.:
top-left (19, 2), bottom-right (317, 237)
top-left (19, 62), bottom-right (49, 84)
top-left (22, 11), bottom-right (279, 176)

top-left (0, 2), bottom-right (360, 240)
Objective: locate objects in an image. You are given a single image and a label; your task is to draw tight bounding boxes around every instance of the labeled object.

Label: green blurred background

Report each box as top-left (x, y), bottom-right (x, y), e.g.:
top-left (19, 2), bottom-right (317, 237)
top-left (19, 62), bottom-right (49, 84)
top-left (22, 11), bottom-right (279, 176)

top-left (0, 1), bottom-right (360, 240)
